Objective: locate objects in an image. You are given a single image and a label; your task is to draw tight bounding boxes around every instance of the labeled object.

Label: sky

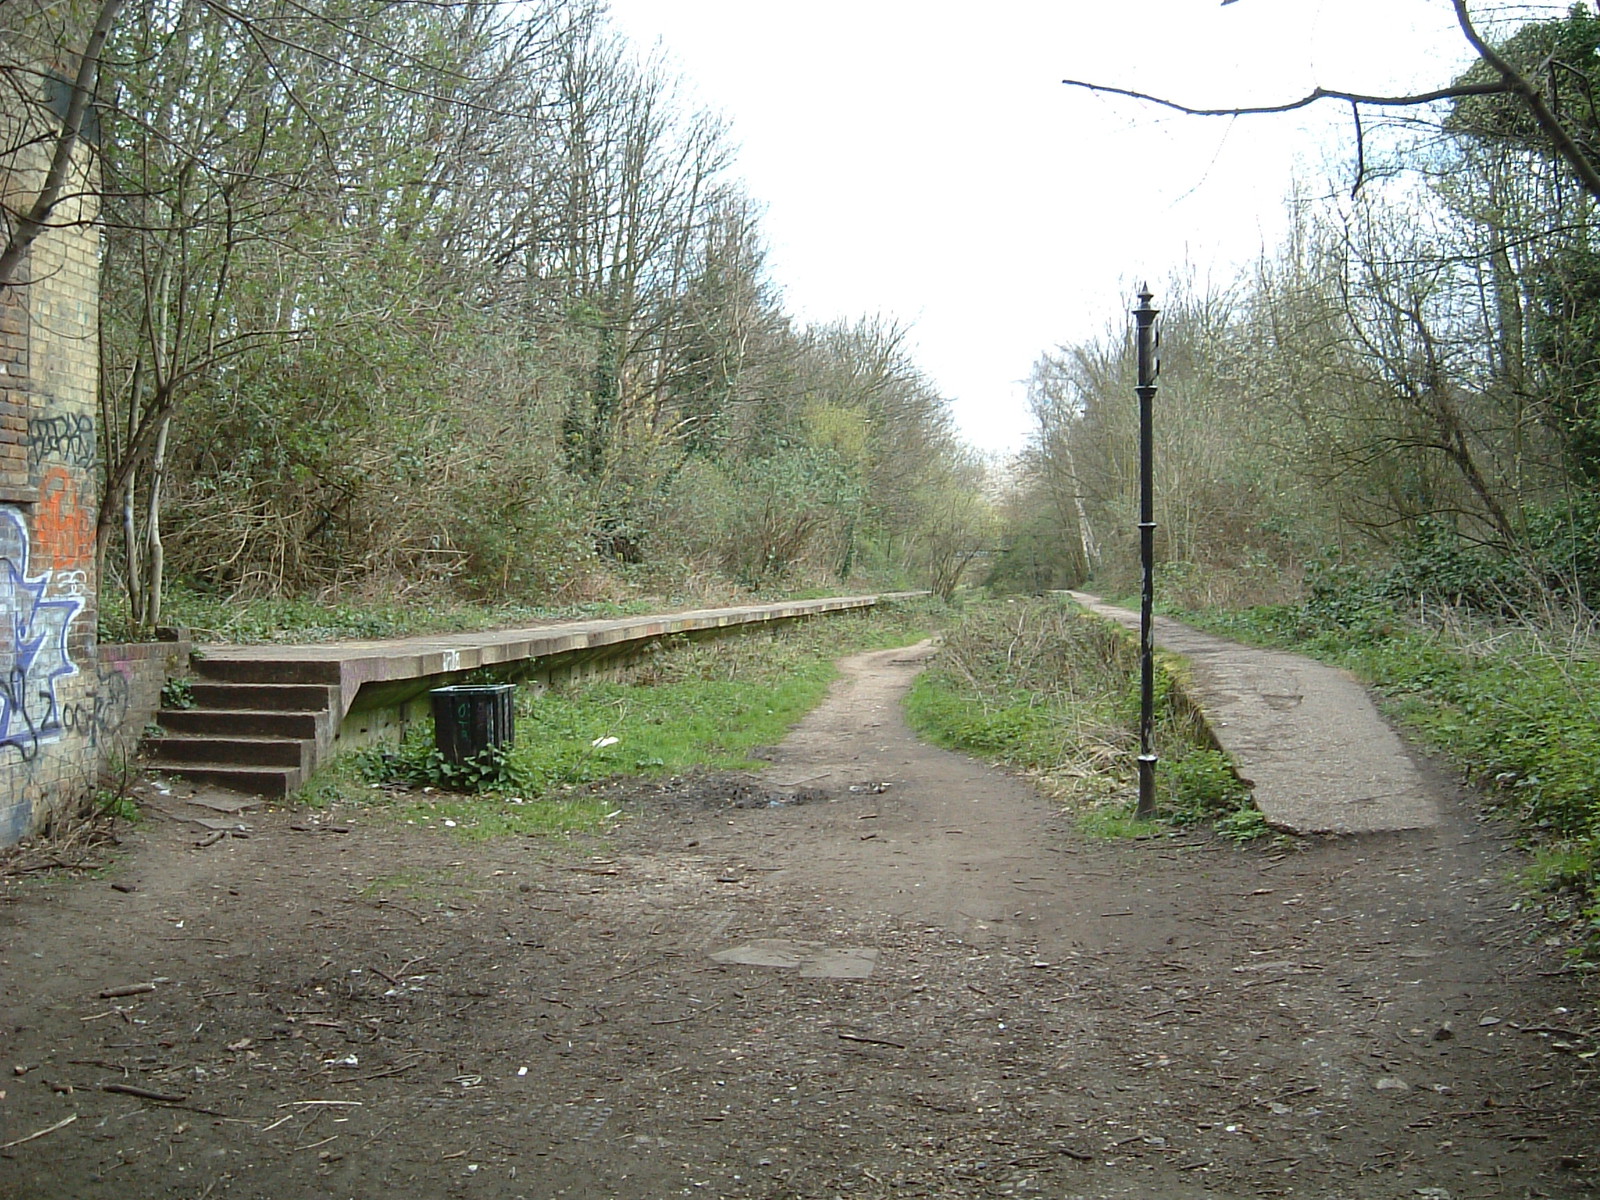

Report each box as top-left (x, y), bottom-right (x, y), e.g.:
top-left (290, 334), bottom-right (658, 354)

top-left (602, 0), bottom-right (1500, 455)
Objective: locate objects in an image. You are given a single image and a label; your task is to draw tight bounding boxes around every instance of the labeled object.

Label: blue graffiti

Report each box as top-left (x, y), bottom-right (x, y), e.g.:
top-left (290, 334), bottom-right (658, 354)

top-left (0, 508), bottom-right (84, 758)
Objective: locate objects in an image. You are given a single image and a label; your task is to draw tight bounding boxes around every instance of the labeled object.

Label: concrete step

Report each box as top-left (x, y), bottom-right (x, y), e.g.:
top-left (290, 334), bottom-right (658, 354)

top-left (158, 708), bottom-right (323, 740)
top-left (151, 763), bottom-right (300, 798)
top-left (191, 658), bottom-right (342, 685)
top-left (148, 734), bottom-right (311, 770)
top-left (188, 682), bottom-right (336, 712)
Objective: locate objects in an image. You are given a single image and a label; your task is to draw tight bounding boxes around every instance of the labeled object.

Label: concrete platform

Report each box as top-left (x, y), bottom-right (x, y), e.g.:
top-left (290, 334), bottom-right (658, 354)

top-left (193, 596), bottom-right (900, 713)
top-left (147, 594), bottom-right (920, 796)
top-left (1070, 593), bottom-right (1439, 835)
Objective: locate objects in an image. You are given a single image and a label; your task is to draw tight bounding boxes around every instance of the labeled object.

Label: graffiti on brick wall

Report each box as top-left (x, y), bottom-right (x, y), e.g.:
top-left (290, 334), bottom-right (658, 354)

top-left (0, 508), bottom-right (85, 759)
top-left (36, 467), bottom-right (95, 571)
top-left (27, 413), bottom-right (96, 470)
top-left (61, 662), bottom-right (131, 750)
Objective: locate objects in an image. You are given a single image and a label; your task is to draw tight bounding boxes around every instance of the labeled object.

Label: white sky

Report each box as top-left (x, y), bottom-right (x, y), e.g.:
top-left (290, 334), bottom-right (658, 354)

top-left (603, 0), bottom-right (1497, 455)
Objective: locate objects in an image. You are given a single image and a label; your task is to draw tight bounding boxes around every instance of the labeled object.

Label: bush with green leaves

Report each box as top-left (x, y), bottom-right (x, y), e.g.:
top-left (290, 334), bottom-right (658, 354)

top-left (357, 736), bottom-right (527, 795)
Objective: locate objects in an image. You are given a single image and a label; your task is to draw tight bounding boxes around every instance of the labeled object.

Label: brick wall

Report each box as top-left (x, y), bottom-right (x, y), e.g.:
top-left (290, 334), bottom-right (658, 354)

top-left (96, 639), bottom-right (191, 768)
top-left (0, 281), bottom-right (31, 502)
top-left (0, 70), bottom-right (105, 844)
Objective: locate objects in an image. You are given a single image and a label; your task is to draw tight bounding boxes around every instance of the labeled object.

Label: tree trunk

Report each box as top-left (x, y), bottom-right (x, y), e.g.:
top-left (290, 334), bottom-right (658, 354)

top-left (143, 415), bottom-right (170, 627)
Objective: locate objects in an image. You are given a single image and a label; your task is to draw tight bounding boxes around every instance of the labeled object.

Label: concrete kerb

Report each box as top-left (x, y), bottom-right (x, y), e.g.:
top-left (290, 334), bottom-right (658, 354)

top-left (1067, 592), bottom-right (1439, 836)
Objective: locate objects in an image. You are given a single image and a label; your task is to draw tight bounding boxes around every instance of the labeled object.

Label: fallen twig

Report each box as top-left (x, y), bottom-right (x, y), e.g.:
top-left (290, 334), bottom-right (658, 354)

top-left (649, 1000), bottom-right (725, 1026)
top-left (0, 1113), bottom-right (77, 1149)
top-left (356, 1056), bottom-right (424, 1082)
top-left (98, 982), bottom-right (156, 999)
top-left (836, 1031), bottom-right (907, 1050)
top-left (102, 1082), bottom-right (187, 1102)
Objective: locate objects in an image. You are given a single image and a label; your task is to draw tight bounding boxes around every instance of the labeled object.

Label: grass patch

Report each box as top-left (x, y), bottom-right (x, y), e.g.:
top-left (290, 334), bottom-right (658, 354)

top-left (906, 597), bottom-right (1263, 839)
top-left (325, 598), bottom-right (943, 839)
top-left (1077, 806), bottom-right (1163, 840)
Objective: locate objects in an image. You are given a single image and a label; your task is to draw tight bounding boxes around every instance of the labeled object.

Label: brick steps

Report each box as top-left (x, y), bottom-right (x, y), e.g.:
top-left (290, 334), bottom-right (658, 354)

top-left (143, 677), bottom-right (336, 797)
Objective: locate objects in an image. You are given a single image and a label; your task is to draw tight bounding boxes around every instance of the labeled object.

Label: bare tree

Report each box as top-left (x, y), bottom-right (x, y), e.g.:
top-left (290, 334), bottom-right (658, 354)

top-left (1062, 1), bottom-right (1600, 204)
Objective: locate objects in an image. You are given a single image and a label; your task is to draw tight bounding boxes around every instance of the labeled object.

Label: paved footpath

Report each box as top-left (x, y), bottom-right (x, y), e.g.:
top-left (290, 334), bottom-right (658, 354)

top-left (1070, 593), bottom-right (1438, 835)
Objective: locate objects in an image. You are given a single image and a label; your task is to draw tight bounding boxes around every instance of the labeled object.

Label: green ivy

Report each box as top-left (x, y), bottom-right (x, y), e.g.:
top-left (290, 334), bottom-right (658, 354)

top-left (356, 735), bottom-right (527, 795)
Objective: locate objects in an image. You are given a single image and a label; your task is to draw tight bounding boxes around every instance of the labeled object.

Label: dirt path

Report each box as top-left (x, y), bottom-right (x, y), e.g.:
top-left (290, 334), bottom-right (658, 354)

top-left (2, 643), bottom-right (1598, 1198)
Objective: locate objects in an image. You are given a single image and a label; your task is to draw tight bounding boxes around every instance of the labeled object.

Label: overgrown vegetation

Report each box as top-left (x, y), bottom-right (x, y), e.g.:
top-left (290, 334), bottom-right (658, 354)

top-left (995, 7), bottom-right (1600, 618)
top-left (972, 4), bottom-right (1600, 900)
top-left (3, 1), bottom-right (992, 634)
top-left (326, 601), bottom-right (939, 837)
top-left (905, 598), bottom-right (1262, 839)
top-left (104, 586), bottom-right (661, 646)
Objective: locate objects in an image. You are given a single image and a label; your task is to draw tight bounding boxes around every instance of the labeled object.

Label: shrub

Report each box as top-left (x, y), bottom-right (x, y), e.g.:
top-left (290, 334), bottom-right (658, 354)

top-left (356, 735), bottom-right (527, 795)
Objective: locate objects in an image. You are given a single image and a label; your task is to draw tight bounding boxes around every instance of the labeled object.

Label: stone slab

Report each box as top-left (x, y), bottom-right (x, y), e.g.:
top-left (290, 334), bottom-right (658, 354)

top-left (710, 939), bottom-right (880, 979)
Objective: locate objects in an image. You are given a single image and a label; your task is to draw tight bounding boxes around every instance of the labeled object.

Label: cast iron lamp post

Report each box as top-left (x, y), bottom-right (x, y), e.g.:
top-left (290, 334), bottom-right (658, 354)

top-left (1133, 286), bottom-right (1160, 819)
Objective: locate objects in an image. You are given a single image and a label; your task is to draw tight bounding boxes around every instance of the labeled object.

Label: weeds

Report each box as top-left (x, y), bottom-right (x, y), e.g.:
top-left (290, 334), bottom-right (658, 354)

top-left (1160, 748), bottom-right (1251, 827)
top-left (357, 738), bottom-right (524, 794)
top-left (1214, 806), bottom-right (1273, 844)
top-left (93, 754), bottom-right (144, 825)
top-left (907, 598), bottom-right (1264, 840)
top-left (93, 788), bottom-right (142, 823)
top-left (160, 677), bottom-right (195, 709)
top-left (101, 582), bottom-right (927, 647)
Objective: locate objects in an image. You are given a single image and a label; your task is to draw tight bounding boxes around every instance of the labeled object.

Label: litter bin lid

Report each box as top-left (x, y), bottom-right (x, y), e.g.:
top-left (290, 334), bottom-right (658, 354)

top-left (429, 683), bottom-right (516, 696)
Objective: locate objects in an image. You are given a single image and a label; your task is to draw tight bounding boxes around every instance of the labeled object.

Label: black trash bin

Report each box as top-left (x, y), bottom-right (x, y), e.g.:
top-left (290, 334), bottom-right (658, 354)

top-left (429, 683), bottom-right (516, 763)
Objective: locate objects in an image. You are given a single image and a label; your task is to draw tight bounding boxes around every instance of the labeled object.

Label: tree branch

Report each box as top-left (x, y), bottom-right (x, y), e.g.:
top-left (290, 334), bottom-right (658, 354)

top-left (1063, 2), bottom-right (1600, 208)
top-left (0, 0), bottom-right (125, 289)
top-left (1058, 77), bottom-right (1511, 118)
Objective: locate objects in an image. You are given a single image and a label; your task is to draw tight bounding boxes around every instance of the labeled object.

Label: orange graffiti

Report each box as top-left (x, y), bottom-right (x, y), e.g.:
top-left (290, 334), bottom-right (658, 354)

top-left (36, 466), bottom-right (95, 571)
